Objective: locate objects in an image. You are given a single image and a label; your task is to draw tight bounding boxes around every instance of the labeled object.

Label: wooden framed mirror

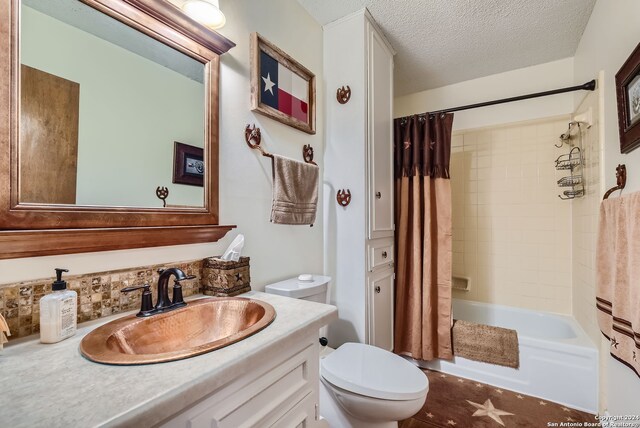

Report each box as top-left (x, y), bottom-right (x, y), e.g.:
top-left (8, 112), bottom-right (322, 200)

top-left (0, 0), bottom-right (235, 259)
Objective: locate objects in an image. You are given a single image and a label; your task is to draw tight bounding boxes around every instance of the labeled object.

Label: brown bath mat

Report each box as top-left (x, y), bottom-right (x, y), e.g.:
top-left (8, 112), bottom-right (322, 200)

top-left (452, 320), bottom-right (519, 368)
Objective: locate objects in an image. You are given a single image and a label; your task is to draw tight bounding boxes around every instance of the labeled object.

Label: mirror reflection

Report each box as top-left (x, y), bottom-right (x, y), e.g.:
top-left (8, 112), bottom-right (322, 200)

top-left (19, 0), bottom-right (206, 208)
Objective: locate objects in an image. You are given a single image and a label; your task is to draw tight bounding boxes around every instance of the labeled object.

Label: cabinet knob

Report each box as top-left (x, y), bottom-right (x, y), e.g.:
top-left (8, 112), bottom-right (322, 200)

top-left (375, 192), bottom-right (382, 199)
top-left (375, 286), bottom-right (381, 294)
top-left (381, 251), bottom-right (388, 259)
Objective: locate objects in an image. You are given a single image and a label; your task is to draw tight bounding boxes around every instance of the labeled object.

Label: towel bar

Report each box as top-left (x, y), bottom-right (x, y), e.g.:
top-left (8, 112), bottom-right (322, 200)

top-left (244, 124), bottom-right (317, 165)
top-left (603, 164), bottom-right (626, 200)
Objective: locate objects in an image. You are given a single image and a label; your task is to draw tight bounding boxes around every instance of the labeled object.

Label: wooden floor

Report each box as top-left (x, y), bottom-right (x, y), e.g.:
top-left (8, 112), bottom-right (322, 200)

top-left (400, 369), bottom-right (597, 427)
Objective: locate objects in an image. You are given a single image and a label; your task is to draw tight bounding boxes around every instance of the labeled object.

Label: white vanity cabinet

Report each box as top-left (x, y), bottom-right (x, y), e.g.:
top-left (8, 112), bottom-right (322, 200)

top-left (324, 10), bottom-right (395, 351)
top-left (160, 334), bottom-right (321, 428)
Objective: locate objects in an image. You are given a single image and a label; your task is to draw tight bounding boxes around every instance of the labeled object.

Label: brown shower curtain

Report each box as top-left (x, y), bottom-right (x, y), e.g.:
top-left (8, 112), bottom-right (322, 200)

top-left (393, 113), bottom-right (453, 361)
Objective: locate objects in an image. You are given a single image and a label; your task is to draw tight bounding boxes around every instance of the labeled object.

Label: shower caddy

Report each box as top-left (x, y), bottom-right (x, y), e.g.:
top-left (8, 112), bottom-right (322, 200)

top-left (555, 121), bottom-right (585, 200)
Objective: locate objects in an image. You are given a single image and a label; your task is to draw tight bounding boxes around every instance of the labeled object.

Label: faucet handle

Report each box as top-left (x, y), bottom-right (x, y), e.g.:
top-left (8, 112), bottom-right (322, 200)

top-left (121, 284), bottom-right (150, 294)
top-left (171, 276), bottom-right (195, 308)
top-left (121, 283), bottom-right (154, 317)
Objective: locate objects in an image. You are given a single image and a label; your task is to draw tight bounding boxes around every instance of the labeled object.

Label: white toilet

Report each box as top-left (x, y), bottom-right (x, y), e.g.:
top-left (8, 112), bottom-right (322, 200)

top-left (265, 276), bottom-right (429, 428)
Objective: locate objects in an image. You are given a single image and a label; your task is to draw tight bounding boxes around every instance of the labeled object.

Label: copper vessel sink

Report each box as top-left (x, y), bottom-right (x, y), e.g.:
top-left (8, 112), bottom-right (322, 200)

top-left (80, 297), bottom-right (276, 365)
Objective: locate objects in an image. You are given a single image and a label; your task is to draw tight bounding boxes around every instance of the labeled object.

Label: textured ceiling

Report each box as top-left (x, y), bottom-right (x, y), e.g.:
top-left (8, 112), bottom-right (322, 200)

top-left (297, 0), bottom-right (596, 96)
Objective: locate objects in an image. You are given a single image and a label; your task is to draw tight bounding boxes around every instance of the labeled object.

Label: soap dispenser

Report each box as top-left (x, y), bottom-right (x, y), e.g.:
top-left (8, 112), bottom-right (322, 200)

top-left (40, 268), bottom-right (77, 344)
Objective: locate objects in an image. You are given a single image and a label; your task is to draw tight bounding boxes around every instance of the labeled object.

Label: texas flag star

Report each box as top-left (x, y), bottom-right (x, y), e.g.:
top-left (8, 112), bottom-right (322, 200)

top-left (262, 72), bottom-right (275, 95)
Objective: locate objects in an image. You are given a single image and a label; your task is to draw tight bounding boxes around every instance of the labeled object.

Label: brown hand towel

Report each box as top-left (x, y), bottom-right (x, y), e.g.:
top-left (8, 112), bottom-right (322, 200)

top-left (596, 191), bottom-right (640, 378)
top-left (270, 155), bottom-right (319, 225)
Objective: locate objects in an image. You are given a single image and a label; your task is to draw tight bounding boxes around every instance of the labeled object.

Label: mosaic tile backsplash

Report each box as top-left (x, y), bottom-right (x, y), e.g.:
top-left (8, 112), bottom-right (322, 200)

top-left (0, 260), bottom-right (204, 340)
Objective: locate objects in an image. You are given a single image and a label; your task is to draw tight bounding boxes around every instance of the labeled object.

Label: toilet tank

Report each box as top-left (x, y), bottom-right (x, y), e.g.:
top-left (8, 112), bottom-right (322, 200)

top-left (265, 275), bottom-right (331, 304)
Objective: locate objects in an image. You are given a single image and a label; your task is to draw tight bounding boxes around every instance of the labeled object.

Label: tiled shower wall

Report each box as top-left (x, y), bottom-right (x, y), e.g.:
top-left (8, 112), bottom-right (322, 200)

top-left (450, 117), bottom-right (574, 314)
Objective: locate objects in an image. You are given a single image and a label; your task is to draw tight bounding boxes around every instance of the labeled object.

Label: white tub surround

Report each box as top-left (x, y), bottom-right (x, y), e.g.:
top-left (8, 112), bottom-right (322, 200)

top-left (424, 299), bottom-right (598, 413)
top-left (0, 292), bottom-right (337, 428)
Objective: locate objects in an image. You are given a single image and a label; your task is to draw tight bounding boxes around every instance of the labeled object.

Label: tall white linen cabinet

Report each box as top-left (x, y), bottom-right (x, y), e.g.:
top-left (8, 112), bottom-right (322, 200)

top-left (323, 10), bottom-right (396, 350)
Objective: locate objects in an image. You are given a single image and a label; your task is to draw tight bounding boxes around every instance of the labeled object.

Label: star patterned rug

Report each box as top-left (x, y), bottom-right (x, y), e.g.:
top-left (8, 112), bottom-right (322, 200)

top-left (400, 369), bottom-right (598, 427)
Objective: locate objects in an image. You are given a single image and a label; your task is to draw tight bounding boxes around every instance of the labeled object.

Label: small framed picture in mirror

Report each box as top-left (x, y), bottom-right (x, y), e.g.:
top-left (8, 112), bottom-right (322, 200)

top-left (173, 142), bottom-right (204, 187)
top-left (616, 42), bottom-right (640, 153)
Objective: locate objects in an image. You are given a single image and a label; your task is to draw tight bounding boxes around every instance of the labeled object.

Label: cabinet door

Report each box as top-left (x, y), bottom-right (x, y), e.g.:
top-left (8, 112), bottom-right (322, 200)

top-left (367, 267), bottom-right (394, 351)
top-left (367, 24), bottom-right (394, 240)
top-left (272, 393), bottom-right (317, 428)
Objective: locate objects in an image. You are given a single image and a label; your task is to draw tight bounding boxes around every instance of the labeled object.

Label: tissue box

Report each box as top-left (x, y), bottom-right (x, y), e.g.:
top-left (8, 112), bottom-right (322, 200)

top-left (202, 256), bottom-right (251, 297)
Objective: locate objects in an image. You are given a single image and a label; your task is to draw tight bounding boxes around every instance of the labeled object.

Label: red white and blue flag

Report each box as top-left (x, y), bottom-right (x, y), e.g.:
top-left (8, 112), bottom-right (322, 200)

top-left (260, 50), bottom-right (309, 123)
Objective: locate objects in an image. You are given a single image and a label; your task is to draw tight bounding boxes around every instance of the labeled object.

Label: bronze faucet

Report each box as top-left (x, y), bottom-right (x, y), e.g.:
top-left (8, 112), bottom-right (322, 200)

top-left (121, 267), bottom-right (196, 317)
top-left (156, 268), bottom-right (195, 310)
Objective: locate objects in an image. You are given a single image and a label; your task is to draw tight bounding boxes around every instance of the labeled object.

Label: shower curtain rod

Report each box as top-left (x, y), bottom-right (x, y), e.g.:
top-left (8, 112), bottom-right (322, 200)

top-left (402, 79), bottom-right (596, 118)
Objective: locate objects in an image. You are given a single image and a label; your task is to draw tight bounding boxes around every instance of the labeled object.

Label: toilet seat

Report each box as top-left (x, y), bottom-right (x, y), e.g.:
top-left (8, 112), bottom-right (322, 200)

top-left (320, 342), bottom-right (428, 401)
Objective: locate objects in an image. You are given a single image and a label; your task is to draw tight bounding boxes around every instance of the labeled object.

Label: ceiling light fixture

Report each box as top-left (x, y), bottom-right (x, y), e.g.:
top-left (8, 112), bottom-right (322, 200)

top-left (181, 0), bottom-right (226, 30)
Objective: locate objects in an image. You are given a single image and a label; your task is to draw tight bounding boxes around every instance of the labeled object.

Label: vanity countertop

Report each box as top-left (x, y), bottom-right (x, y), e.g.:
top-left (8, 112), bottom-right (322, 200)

top-left (0, 291), bottom-right (337, 428)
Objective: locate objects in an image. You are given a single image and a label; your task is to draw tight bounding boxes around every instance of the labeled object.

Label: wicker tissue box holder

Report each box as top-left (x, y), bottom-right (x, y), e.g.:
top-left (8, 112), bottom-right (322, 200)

top-left (202, 256), bottom-right (251, 297)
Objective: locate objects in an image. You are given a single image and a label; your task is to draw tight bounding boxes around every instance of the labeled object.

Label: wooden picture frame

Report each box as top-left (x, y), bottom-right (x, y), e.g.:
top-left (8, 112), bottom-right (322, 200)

top-left (173, 142), bottom-right (204, 187)
top-left (250, 32), bottom-right (316, 134)
top-left (616, 42), bottom-right (640, 154)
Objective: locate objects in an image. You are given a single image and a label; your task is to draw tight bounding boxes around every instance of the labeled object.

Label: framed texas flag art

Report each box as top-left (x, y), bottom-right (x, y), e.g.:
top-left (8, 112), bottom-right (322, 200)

top-left (250, 32), bottom-right (316, 134)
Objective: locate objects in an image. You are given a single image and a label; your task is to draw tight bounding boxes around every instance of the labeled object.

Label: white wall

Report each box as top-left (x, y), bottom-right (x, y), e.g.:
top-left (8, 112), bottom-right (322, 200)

top-left (22, 6), bottom-right (205, 208)
top-left (0, 0), bottom-right (325, 291)
top-left (572, 0), bottom-right (640, 415)
top-left (395, 58), bottom-right (576, 131)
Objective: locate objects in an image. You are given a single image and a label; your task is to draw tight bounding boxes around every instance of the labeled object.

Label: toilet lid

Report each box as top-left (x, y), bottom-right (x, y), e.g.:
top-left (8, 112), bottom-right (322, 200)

top-left (320, 343), bottom-right (428, 401)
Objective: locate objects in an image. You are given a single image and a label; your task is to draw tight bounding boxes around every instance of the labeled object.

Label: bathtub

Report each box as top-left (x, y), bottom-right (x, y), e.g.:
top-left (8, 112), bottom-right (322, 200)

top-left (423, 299), bottom-right (598, 413)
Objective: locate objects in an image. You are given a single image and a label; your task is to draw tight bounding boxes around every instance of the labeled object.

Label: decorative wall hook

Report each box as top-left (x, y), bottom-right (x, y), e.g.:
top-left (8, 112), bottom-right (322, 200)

top-left (303, 144), bottom-right (317, 165)
top-left (336, 189), bottom-right (352, 207)
top-left (156, 186), bottom-right (169, 207)
top-left (336, 85), bottom-right (351, 104)
top-left (603, 164), bottom-right (627, 200)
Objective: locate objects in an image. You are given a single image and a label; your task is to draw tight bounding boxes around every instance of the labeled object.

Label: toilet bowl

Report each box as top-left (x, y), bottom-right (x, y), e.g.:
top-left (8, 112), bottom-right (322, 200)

top-left (319, 342), bottom-right (428, 427)
top-left (265, 276), bottom-right (429, 427)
